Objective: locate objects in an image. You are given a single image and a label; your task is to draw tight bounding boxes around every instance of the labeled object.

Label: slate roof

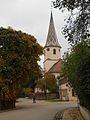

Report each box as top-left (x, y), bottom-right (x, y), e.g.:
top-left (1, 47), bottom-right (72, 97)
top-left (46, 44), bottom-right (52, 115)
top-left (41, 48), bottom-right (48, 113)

top-left (45, 11), bottom-right (61, 48)
top-left (48, 58), bottom-right (68, 85)
top-left (48, 58), bottom-right (63, 73)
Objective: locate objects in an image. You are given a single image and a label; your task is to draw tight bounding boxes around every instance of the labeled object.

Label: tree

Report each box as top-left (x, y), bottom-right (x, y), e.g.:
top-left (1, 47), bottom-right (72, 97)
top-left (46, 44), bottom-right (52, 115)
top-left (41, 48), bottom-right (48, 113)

top-left (0, 27), bottom-right (43, 109)
top-left (77, 55), bottom-right (90, 109)
top-left (53, 0), bottom-right (90, 110)
top-left (53, 0), bottom-right (90, 45)
top-left (63, 40), bottom-right (90, 110)
top-left (37, 73), bottom-right (58, 94)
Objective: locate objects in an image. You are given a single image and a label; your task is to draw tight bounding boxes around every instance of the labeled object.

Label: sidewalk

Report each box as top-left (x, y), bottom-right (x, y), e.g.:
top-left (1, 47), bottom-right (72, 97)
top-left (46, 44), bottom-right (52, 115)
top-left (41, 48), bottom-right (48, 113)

top-left (54, 107), bottom-right (85, 120)
top-left (62, 108), bottom-right (84, 120)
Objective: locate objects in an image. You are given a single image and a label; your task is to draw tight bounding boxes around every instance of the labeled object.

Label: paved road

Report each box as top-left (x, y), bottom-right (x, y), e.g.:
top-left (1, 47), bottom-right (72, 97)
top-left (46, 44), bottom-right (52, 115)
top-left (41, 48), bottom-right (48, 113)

top-left (0, 98), bottom-right (77, 120)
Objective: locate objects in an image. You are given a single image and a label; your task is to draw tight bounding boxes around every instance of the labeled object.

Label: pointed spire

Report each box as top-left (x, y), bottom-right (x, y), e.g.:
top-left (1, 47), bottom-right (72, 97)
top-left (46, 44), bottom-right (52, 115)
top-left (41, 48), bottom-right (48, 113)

top-left (45, 11), bottom-right (61, 48)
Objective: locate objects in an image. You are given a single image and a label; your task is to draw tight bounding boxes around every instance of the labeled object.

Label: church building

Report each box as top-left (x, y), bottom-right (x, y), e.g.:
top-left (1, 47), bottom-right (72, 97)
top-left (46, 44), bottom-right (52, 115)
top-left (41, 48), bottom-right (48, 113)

top-left (44, 11), bottom-right (61, 73)
top-left (43, 11), bottom-right (77, 101)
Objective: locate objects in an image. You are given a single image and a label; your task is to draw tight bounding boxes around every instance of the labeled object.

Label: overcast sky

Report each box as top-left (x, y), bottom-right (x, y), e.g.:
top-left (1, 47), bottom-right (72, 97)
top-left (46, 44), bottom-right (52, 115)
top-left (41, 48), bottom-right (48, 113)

top-left (0, 0), bottom-right (69, 67)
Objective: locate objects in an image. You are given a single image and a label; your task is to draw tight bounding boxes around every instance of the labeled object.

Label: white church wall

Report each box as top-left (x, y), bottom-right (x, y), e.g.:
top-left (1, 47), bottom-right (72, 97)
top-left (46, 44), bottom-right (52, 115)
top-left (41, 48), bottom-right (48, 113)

top-left (44, 60), bottom-right (58, 72)
top-left (44, 47), bottom-right (61, 72)
top-left (44, 47), bottom-right (61, 61)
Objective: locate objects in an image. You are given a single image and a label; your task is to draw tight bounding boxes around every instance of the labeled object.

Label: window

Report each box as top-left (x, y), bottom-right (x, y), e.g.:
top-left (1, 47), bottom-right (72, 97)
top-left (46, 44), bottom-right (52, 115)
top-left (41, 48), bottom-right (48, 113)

top-left (53, 49), bottom-right (56, 54)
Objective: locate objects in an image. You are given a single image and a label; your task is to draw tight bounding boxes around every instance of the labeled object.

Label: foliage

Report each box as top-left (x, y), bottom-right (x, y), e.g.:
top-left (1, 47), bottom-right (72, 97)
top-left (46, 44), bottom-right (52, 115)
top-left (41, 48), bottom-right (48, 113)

top-left (53, 0), bottom-right (90, 45)
top-left (36, 73), bottom-right (58, 93)
top-left (77, 55), bottom-right (90, 109)
top-left (17, 87), bottom-right (32, 98)
top-left (63, 40), bottom-right (90, 109)
top-left (0, 27), bottom-right (43, 102)
top-left (53, 0), bottom-right (90, 110)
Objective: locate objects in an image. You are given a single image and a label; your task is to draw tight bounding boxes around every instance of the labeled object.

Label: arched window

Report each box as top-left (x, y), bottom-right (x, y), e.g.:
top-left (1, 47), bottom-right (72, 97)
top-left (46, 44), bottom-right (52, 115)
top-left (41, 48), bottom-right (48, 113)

top-left (53, 49), bottom-right (56, 54)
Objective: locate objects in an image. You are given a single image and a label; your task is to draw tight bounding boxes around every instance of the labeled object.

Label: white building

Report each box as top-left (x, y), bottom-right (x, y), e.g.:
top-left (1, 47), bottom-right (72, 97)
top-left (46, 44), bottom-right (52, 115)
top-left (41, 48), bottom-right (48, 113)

top-left (44, 11), bottom-right (61, 73)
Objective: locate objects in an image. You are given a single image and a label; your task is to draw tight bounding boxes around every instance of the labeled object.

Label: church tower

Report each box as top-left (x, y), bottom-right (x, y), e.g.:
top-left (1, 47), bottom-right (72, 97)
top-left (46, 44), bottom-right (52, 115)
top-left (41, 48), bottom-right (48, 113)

top-left (44, 11), bottom-right (61, 73)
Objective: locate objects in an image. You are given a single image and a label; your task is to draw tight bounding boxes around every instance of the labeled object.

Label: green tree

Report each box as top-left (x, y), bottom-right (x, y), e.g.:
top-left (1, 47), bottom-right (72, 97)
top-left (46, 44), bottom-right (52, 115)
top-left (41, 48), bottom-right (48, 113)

top-left (37, 73), bottom-right (58, 94)
top-left (53, 0), bottom-right (90, 110)
top-left (0, 27), bottom-right (43, 109)
top-left (53, 0), bottom-right (90, 45)
top-left (63, 40), bottom-right (90, 110)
